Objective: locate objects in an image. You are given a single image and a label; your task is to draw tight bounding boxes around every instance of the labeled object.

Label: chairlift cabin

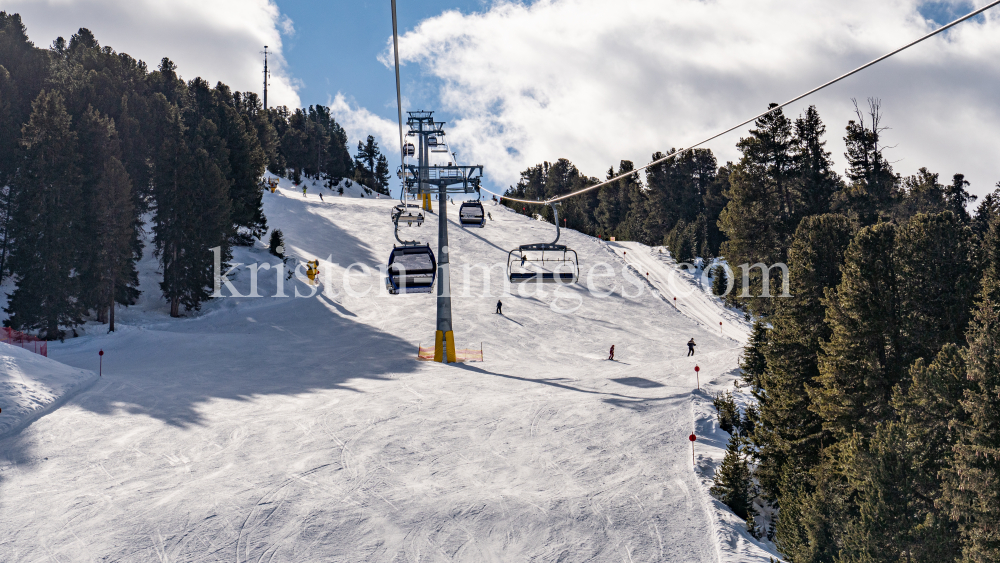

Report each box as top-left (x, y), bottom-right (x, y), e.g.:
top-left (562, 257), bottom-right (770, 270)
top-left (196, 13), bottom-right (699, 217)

top-left (403, 142), bottom-right (415, 157)
top-left (428, 135), bottom-right (450, 153)
top-left (386, 245), bottom-right (436, 294)
top-left (506, 203), bottom-right (579, 284)
top-left (459, 201), bottom-right (485, 228)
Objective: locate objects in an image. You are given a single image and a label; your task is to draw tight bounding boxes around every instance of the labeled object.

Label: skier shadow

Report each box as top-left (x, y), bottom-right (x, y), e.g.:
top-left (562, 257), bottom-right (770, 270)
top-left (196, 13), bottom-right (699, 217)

top-left (497, 315), bottom-right (523, 327)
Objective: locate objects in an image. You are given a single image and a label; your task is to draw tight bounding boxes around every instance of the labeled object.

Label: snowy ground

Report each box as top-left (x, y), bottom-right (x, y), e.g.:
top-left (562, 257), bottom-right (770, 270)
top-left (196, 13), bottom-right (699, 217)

top-left (0, 344), bottom-right (98, 440)
top-left (0, 178), bottom-right (778, 562)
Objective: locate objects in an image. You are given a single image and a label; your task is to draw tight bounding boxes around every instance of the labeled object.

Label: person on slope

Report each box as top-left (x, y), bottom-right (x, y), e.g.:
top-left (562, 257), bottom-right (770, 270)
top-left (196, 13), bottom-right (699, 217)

top-left (496, 299), bottom-right (503, 315)
top-left (302, 186), bottom-right (307, 196)
top-left (687, 338), bottom-right (696, 356)
top-left (488, 212), bottom-right (493, 221)
top-left (609, 345), bottom-right (615, 361)
top-left (319, 193), bottom-right (324, 202)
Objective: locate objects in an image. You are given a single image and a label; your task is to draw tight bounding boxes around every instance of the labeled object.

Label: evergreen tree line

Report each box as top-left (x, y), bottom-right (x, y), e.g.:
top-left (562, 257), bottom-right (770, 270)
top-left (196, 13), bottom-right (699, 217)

top-left (266, 105), bottom-right (390, 196)
top-left (504, 98), bottom-right (1000, 562)
top-left (0, 14), bottom-right (365, 336)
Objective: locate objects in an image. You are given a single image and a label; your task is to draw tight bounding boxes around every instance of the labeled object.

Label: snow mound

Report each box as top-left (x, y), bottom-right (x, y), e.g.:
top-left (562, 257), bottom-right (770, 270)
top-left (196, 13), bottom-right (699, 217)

top-left (0, 343), bottom-right (98, 439)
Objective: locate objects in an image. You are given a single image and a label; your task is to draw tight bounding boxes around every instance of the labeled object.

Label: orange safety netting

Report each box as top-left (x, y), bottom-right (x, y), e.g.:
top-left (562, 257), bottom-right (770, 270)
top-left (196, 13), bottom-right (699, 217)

top-left (416, 345), bottom-right (483, 362)
top-left (0, 327), bottom-right (48, 357)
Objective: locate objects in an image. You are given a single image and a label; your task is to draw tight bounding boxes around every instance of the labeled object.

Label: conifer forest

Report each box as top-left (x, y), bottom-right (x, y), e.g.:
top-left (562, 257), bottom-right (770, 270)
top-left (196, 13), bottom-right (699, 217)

top-left (0, 13), bottom-right (390, 333)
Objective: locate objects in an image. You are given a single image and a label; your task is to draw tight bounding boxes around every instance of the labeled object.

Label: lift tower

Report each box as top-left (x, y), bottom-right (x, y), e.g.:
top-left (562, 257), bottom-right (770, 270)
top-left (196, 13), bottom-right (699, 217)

top-left (402, 111), bottom-right (483, 362)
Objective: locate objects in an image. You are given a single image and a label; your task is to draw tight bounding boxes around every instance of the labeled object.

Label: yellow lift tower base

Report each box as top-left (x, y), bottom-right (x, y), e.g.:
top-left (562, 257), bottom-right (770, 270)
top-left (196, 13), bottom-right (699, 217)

top-left (434, 330), bottom-right (457, 363)
top-left (422, 193), bottom-right (432, 212)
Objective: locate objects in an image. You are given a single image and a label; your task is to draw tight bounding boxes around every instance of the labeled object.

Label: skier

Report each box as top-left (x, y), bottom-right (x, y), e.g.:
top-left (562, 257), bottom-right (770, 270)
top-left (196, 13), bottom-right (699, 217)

top-left (302, 186), bottom-right (307, 196)
top-left (609, 345), bottom-right (615, 361)
top-left (488, 212), bottom-right (493, 221)
top-left (687, 338), bottom-right (696, 356)
top-left (496, 299), bottom-right (503, 315)
top-left (319, 193), bottom-right (324, 202)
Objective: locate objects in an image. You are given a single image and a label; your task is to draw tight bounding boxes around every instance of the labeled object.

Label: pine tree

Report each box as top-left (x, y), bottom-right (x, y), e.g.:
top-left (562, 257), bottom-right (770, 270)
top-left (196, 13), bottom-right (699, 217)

top-left (192, 80), bottom-right (267, 243)
top-left (739, 320), bottom-right (768, 392)
top-left (75, 106), bottom-right (139, 327)
top-left (971, 184), bottom-right (1000, 239)
top-left (711, 265), bottom-right (729, 297)
top-left (811, 222), bottom-right (900, 440)
top-left (944, 173), bottom-right (976, 223)
top-left (92, 156), bottom-right (138, 331)
top-left (832, 99), bottom-right (898, 225)
top-left (595, 165), bottom-right (625, 238)
top-left (5, 90), bottom-right (84, 339)
top-left (792, 105), bottom-right (840, 217)
top-left (940, 298), bottom-right (1000, 562)
top-left (718, 104), bottom-right (795, 316)
top-left (152, 96), bottom-right (231, 317)
top-left (754, 214), bottom-right (853, 500)
top-left (268, 229), bottom-right (284, 258)
top-left (353, 135), bottom-right (390, 195)
top-left (711, 434), bottom-right (757, 525)
top-left (836, 422), bottom-right (952, 563)
top-left (894, 211), bottom-right (980, 363)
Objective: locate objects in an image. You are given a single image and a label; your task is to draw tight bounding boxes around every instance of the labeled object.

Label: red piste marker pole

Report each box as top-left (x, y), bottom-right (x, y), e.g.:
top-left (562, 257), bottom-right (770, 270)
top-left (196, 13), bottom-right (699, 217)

top-left (98, 349), bottom-right (103, 377)
top-left (694, 365), bottom-right (700, 390)
top-left (689, 433), bottom-right (697, 465)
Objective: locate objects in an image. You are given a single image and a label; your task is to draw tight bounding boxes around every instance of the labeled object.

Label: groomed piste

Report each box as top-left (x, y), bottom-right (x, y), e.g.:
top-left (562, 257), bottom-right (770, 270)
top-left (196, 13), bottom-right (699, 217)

top-left (0, 179), bottom-right (776, 562)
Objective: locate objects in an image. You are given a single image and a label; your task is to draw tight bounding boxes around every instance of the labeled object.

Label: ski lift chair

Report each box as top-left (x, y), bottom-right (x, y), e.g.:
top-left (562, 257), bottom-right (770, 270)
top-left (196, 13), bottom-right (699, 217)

top-left (506, 203), bottom-right (579, 284)
top-left (386, 245), bottom-right (436, 294)
top-left (459, 201), bottom-right (486, 228)
top-left (392, 204), bottom-right (424, 227)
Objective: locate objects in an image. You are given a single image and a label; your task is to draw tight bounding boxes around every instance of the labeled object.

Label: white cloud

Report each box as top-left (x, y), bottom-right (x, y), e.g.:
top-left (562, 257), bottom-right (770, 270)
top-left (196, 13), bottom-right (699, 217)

top-left (328, 92), bottom-right (401, 161)
top-left (388, 0), bottom-right (1000, 196)
top-left (6, 0), bottom-right (301, 108)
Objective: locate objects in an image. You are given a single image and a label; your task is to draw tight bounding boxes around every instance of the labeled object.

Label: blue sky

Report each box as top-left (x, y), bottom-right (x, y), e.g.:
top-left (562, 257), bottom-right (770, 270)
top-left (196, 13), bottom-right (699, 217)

top-left (276, 0), bottom-right (490, 133)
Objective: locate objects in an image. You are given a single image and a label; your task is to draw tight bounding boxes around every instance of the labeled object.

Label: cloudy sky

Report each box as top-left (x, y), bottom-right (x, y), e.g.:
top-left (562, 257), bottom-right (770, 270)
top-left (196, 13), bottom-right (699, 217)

top-left (7, 0), bottom-right (1000, 199)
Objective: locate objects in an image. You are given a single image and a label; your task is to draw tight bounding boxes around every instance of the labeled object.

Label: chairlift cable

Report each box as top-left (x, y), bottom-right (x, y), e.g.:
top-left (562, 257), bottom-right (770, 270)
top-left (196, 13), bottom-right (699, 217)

top-left (480, 0), bottom-right (1000, 206)
top-left (390, 0), bottom-right (406, 202)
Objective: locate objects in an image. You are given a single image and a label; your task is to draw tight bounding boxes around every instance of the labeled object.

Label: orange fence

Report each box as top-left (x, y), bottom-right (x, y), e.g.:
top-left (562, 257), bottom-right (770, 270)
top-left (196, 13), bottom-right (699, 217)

top-left (417, 343), bottom-right (484, 362)
top-left (0, 327), bottom-right (47, 357)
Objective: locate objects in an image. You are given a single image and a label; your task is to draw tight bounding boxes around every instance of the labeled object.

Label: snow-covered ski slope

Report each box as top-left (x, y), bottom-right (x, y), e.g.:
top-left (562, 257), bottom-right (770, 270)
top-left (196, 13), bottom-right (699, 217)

top-left (0, 180), bottom-right (778, 562)
top-left (0, 343), bottom-right (98, 440)
top-left (607, 242), bottom-right (752, 344)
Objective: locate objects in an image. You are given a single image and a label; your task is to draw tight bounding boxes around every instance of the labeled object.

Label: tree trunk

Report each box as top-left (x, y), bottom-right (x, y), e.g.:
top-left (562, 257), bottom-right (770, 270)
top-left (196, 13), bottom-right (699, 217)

top-left (108, 273), bottom-right (116, 332)
top-left (170, 295), bottom-right (179, 317)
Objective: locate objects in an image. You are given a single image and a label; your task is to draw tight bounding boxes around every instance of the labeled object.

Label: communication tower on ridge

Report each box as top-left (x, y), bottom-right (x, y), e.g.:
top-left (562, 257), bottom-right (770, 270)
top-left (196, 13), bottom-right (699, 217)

top-left (262, 46), bottom-right (270, 110)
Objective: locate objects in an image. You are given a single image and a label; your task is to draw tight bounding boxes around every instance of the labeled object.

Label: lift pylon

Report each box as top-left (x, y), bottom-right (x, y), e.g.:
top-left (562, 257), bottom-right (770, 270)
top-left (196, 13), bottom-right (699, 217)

top-left (400, 111), bottom-right (483, 363)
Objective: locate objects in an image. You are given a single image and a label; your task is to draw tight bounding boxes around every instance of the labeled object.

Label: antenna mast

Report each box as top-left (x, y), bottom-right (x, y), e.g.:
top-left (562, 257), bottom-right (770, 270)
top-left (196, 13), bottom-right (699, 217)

top-left (262, 46), bottom-right (270, 110)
